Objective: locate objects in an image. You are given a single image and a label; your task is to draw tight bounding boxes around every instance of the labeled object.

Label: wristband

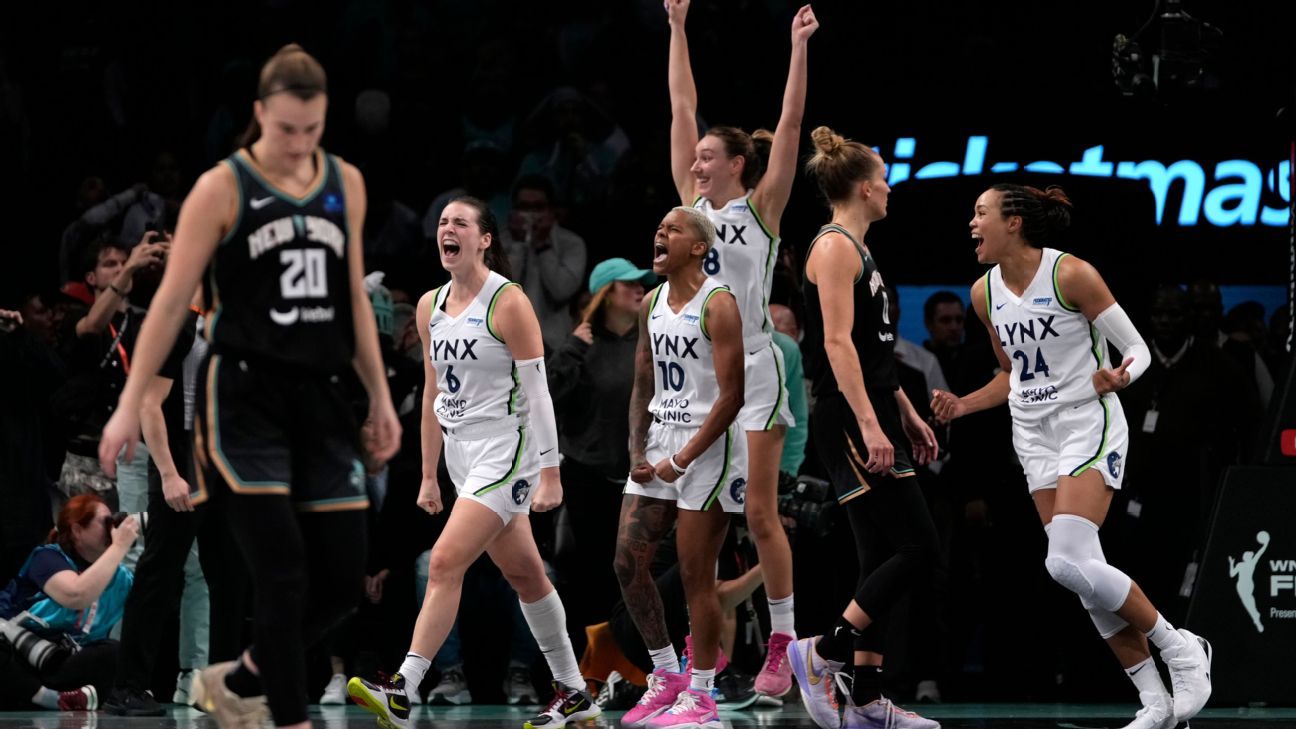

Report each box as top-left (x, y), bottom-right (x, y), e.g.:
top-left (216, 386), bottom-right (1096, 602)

top-left (669, 454), bottom-right (688, 475)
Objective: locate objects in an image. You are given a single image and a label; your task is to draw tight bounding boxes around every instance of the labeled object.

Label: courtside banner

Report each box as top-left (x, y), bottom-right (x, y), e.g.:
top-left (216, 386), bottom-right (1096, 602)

top-left (1187, 466), bottom-right (1296, 704)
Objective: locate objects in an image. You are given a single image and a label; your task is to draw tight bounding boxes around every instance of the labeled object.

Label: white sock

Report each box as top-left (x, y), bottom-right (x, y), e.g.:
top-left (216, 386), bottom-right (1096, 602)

top-left (398, 652), bottom-right (431, 697)
top-left (1125, 657), bottom-right (1168, 698)
top-left (1144, 613), bottom-right (1186, 654)
top-left (689, 667), bottom-right (716, 693)
top-left (768, 594), bottom-right (796, 637)
top-left (649, 644), bottom-right (680, 674)
top-left (31, 687), bottom-right (59, 710)
top-left (519, 590), bottom-right (584, 691)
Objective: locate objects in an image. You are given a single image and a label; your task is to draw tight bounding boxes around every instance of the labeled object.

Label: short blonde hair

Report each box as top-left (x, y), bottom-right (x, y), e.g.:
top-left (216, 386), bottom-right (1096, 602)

top-left (670, 206), bottom-right (716, 250)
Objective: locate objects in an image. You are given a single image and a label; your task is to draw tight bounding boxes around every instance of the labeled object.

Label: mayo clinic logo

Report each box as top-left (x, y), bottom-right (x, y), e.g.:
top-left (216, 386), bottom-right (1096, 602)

top-left (1227, 530), bottom-right (1296, 633)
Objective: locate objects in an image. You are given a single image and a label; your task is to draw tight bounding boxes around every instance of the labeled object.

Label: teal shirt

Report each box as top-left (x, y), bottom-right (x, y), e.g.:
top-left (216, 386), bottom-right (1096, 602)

top-left (773, 332), bottom-right (809, 475)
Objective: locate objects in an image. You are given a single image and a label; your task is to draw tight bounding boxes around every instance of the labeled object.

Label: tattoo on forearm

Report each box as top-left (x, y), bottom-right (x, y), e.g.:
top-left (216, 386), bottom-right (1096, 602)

top-left (613, 495), bottom-right (677, 648)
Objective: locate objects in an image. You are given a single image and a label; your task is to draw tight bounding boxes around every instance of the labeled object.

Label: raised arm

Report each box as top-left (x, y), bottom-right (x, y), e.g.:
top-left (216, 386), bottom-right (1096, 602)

top-left (98, 166), bottom-right (235, 473)
top-left (931, 277), bottom-right (1011, 422)
top-left (666, 0), bottom-right (700, 204)
top-left (751, 4), bottom-right (818, 232)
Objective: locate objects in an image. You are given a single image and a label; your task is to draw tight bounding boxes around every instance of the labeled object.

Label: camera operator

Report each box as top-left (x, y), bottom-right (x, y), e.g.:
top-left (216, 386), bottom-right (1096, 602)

top-left (0, 494), bottom-right (138, 710)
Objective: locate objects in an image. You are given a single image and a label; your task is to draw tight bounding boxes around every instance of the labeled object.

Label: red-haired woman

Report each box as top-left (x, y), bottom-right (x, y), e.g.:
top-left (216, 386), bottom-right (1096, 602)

top-left (0, 494), bottom-right (139, 711)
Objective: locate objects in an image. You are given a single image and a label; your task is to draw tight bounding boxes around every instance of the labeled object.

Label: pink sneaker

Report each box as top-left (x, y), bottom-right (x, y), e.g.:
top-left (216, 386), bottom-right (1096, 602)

top-left (621, 669), bottom-right (688, 728)
top-left (682, 634), bottom-right (729, 675)
top-left (646, 688), bottom-right (721, 729)
top-left (755, 631), bottom-right (794, 697)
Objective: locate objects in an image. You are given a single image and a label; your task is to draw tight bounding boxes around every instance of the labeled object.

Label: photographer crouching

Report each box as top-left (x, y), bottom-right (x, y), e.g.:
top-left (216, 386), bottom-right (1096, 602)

top-left (0, 494), bottom-right (138, 710)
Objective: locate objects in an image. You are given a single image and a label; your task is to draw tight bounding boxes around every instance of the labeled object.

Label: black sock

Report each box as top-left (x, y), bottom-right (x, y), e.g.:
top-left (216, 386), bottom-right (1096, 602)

top-left (850, 665), bottom-right (883, 706)
top-left (814, 617), bottom-right (861, 664)
top-left (224, 659), bottom-right (262, 698)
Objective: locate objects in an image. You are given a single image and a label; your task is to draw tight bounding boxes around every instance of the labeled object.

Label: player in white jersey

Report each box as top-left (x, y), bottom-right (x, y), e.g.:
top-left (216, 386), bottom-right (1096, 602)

top-left (931, 184), bottom-right (1212, 729)
top-left (664, 0), bottom-right (817, 696)
top-left (616, 207), bottom-right (744, 729)
top-left (348, 198), bottom-right (599, 729)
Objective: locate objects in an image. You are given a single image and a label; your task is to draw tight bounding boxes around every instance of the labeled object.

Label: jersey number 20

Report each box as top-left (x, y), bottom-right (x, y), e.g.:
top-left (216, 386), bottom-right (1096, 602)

top-left (280, 249), bottom-right (328, 299)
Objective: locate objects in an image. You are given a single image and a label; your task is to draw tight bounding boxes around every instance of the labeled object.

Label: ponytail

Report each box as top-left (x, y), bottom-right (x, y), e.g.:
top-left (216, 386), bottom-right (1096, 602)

top-left (240, 43), bottom-right (328, 149)
top-left (992, 184), bottom-right (1073, 247)
top-left (804, 125), bottom-right (881, 205)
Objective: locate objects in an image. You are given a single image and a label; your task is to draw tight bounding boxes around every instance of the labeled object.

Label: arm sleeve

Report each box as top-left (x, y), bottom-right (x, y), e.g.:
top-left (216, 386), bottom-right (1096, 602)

top-left (1092, 303), bottom-right (1150, 384)
top-left (516, 356), bottom-right (561, 468)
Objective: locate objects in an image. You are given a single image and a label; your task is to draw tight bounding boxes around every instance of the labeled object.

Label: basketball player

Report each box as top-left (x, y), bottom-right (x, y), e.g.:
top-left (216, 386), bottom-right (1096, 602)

top-left (616, 206), bottom-right (745, 729)
top-left (786, 127), bottom-right (941, 729)
top-left (663, 0), bottom-right (816, 698)
top-left (98, 45), bottom-right (401, 729)
top-left (346, 197), bottom-right (600, 729)
top-left (931, 183), bottom-right (1212, 729)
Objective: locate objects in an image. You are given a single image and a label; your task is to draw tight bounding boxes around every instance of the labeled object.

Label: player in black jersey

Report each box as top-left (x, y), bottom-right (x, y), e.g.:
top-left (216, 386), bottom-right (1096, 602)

top-left (98, 44), bottom-right (400, 729)
top-left (786, 127), bottom-right (941, 729)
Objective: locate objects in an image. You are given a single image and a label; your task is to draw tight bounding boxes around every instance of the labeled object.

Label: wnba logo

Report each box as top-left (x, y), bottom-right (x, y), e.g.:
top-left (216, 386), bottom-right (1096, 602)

top-left (512, 479), bottom-right (531, 506)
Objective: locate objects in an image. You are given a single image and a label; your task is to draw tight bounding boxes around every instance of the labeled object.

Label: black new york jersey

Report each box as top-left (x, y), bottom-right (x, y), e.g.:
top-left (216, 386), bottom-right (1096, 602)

top-left (803, 223), bottom-right (900, 398)
top-left (205, 149), bottom-right (355, 372)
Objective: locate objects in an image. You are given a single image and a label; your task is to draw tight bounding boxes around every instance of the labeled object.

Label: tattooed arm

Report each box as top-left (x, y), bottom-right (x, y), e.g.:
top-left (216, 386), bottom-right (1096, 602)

top-left (628, 288), bottom-right (657, 483)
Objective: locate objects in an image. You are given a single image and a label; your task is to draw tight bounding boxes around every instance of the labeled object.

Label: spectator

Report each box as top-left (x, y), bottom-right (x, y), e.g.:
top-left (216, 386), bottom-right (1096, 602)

top-left (1188, 280), bottom-right (1274, 409)
top-left (1114, 285), bottom-right (1261, 615)
top-left (516, 87), bottom-right (629, 214)
top-left (889, 295), bottom-right (949, 397)
top-left (546, 258), bottom-right (656, 654)
top-left (769, 303), bottom-right (808, 476)
top-left (59, 178), bottom-right (149, 285)
top-left (504, 175), bottom-right (588, 351)
top-left (119, 152), bottom-right (184, 245)
top-left (0, 495), bottom-right (139, 710)
top-left (922, 291), bottom-right (966, 382)
top-left (424, 141), bottom-right (512, 237)
top-left (0, 304), bottom-right (64, 583)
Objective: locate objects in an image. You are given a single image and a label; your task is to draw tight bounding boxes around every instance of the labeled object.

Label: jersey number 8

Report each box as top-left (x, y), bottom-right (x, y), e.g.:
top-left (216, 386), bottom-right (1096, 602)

top-left (703, 248), bottom-right (721, 275)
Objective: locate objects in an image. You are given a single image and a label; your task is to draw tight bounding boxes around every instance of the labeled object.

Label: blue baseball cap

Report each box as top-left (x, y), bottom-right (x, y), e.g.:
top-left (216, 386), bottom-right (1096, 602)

top-left (588, 258), bottom-right (657, 295)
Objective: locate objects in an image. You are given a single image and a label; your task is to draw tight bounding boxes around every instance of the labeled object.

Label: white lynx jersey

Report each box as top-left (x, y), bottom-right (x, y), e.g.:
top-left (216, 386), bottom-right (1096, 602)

top-left (647, 277), bottom-right (733, 426)
top-left (694, 191), bottom-right (778, 345)
top-left (986, 248), bottom-right (1108, 423)
top-left (427, 271), bottom-right (527, 428)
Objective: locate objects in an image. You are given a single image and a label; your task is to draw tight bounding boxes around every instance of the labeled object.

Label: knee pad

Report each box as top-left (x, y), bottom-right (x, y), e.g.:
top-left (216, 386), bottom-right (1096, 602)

top-left (1044, 514), bottom-right (1131, 612)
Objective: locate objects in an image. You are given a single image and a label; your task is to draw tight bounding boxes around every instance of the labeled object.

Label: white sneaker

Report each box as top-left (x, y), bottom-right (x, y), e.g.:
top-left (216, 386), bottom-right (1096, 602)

top-left (173, 669), bottom-right (195, 706)
top-left (505, 665), bottom-right (539, 706)
top-left (319, 673), bottom-right (347, 705)
top-left (1120, 691), bottom-right (1174, 729)
top-left (1165, 628), bottom-right (1212, 723)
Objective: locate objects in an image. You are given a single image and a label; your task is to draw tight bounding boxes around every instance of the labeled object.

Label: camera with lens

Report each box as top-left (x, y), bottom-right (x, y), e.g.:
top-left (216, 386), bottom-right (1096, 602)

top-left (777, 473), bottom-right (837, 540)
top-left (109, 511), bottom-right (148, 532)
top-left (0, 613), bottom-right (77, 672)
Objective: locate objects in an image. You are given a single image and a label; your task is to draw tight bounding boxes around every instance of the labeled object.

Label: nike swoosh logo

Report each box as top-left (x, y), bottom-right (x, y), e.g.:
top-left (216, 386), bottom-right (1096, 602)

top-left (539, 448), bottom-right (554, 456)
top-left (1129, 663), bottom-right (1146, 675)
top-left (562, 699), bottom-right (588, 715)
top-left (748, 349), bottom-right (763, 356)
top-left (250, 196), bottom-right (275, 210)
top-left (805, 646), bottom-right (821, 686)
top-left (995, 303), bottom-right (1006, 310)
top-left (651, 314), bottom-right (664, 319)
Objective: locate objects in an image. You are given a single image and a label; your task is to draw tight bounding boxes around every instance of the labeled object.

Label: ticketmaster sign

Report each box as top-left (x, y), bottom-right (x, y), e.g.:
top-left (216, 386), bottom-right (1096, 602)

top-left (885, 136), bottom-right (1291, 228)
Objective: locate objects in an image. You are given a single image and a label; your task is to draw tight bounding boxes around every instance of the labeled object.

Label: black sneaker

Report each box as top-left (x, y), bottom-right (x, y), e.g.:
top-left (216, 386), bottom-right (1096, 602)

top-left (103, 687), bottom-right (165, 717)
top-left (523, 681), bottom-right (601, 728)
top-left (348, 673), bottom-right (412, 729)
top-left (714, 666), bottom-right (759, 710)
top-left (593, 671), bottom-right (645, 711)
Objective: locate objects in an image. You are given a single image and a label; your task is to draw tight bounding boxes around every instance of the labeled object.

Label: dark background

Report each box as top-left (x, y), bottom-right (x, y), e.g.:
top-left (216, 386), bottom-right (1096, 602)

top-left (0, 0), bottom-right (1292, 302)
